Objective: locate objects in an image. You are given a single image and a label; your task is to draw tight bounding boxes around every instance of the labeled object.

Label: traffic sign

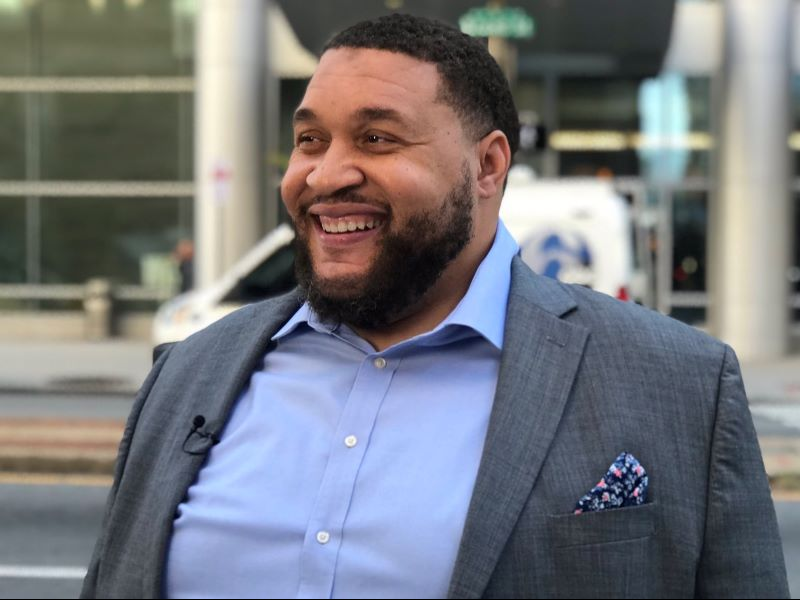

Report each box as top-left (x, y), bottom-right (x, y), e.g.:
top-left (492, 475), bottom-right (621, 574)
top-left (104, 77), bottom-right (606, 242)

top-left (459, 6), bottom-right (535, 39)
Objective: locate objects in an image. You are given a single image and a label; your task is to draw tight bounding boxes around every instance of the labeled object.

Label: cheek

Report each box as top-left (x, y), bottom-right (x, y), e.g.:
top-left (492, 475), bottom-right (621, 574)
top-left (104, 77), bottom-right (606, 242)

top-left (280, 161), bottom-right (311, 213)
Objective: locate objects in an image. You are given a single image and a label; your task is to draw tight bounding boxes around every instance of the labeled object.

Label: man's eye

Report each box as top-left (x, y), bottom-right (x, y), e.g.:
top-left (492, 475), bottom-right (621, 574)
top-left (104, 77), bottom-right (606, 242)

top-left (366, 134), bottom-right (384, 144)
top-left (365, 134), bottom-right (396, 146)
top-left (296, 134), bottom-right (319, 145)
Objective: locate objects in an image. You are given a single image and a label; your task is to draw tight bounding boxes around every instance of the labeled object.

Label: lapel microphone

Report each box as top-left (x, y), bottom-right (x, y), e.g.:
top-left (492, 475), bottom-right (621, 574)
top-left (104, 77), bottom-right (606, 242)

top-left (182, 414), bottom-right (221, 455)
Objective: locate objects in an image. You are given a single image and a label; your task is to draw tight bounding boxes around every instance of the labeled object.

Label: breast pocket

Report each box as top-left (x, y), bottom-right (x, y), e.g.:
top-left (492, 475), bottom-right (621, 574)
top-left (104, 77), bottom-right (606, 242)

top-left (546, 502), bottom-right (658, 599)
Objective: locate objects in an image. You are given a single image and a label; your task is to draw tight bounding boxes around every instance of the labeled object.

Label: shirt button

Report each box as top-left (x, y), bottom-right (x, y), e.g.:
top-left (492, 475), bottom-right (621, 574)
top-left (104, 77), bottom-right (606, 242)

top-left (373, 357), bottom-right (387, 369)
top-left (344, 435), bottom-right (358, 448)
top-left (316, 530), bottom-right (330, 544)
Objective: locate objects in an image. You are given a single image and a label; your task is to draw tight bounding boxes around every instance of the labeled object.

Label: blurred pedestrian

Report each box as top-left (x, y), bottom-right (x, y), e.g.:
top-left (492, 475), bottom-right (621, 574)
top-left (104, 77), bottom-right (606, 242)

top-left (173, 239), bottom-right (194, 294)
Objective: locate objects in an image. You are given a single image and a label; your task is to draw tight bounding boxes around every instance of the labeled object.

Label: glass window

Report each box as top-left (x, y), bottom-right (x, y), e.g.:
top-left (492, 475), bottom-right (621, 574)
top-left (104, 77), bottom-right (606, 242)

top-left (38, 0), bottom-right (195, 76)
top-left (512, 78), bottom-right (548, 174)
top-left (793, 194), bottom-right (800, 295)
top-left (0, 0), bottom-right (196, 77)
top-left (559, 150), bottom-right (640, 177)
top-left (39, 93), bottom-right (193, 180)
top-left (0, 94), bottom-right (26, 179)
top-left (686, 77), bottom-right (711, 132)
top-left (792, 75), bottom-right (800, 174)
top-left (0, 4), bottom-right (29, 75)
top-left (672, 190), bottom-right (707, 292)
top-left (791, 75), bottom-right (800, 130)
top-left (0, 197), bottom-right (26, 283)
top-left (513, 79), bottom-right (546, 118)
top-left (559, 78), bottom-right (640, 131)
top-left (637, 74), bottom-right (711, 181)
top-left (222, 243), bottom-right (296, 304)
top-left (40, 196), bottom-right (182, 284)
top-left (557, 78), bottom-right (639, 177)
top-left (793, 195), bottom-right (799, 323)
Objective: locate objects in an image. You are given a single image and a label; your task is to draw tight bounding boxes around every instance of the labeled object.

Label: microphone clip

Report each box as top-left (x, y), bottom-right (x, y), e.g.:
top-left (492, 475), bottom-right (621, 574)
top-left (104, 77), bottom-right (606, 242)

top-left (182, 414), bottom-right (221, 455)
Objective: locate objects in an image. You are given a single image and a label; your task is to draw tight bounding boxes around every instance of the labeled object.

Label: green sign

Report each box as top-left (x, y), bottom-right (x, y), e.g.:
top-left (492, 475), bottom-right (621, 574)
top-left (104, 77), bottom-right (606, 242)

top-left (459, 6), bottom-right (535, 39)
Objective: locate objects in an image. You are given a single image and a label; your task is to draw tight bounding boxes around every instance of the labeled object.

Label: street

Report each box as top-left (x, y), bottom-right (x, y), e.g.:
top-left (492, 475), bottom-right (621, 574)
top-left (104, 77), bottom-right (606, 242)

top-left (0, 393), bottom-right (133, 421)
top-left (0, 481), bottom-right (107, 599)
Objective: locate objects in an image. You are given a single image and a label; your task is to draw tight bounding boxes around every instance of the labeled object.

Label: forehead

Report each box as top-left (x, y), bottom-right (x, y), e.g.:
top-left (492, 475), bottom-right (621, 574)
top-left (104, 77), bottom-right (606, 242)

top-left (297, 48), bottom-right (448, 124)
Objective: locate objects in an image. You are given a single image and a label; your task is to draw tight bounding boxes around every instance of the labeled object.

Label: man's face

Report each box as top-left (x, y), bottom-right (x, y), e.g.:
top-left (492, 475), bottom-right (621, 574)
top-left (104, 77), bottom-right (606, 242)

top-left (281, 48), bottom-right (484, 327)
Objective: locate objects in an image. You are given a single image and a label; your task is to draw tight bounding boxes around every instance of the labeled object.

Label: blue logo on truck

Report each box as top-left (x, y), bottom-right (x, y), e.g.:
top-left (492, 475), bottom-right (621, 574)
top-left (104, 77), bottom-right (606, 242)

top-left (521, 231), bottom-right (594, 285)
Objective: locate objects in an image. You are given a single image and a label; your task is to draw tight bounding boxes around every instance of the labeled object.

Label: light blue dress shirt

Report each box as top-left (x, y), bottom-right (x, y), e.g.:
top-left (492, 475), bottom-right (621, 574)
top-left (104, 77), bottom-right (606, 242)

top-left (165, 222), bottom-right (520, 599)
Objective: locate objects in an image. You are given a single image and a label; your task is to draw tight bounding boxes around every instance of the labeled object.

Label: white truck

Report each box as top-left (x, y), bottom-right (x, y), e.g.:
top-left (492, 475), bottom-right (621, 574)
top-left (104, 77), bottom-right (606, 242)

top-left (500, 167), bottom-right (635, 302)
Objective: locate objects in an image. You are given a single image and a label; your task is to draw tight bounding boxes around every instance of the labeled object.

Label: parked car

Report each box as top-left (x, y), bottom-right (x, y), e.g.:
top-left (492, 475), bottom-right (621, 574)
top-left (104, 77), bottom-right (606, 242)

top-left (152, 224), bottom-right (296, 345)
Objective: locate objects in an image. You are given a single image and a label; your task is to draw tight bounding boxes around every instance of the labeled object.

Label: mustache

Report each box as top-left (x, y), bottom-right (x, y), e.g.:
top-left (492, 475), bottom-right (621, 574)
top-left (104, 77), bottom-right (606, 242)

top-left (298, 190), bottom-right (391, 217)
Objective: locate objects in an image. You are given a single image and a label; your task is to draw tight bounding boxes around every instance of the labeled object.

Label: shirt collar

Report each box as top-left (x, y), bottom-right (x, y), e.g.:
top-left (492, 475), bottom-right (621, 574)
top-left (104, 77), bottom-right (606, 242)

top-left (436, 219), bottom-right (518, 350)
top-left (273, 220), bottom-right (519, 350)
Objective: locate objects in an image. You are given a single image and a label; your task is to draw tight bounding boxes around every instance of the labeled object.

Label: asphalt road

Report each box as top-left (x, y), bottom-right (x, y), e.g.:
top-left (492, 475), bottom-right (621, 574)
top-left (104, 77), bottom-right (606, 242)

top-left (0, 393), bottom-right (133, 421)
top-left (0, 481), bottom-right (799, 599)
top-left (0, 481), bottom-right (107, 599)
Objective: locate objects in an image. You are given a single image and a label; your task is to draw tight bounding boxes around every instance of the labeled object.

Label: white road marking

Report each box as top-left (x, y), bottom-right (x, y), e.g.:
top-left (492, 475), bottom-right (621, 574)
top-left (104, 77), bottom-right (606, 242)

top-left (0, 565), bottom-right (86, 579)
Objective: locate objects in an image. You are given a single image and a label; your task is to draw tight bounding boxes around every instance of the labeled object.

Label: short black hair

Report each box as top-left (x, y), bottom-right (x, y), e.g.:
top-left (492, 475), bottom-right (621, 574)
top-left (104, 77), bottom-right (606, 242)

top-left (324, 13), bottom-right (520, 157)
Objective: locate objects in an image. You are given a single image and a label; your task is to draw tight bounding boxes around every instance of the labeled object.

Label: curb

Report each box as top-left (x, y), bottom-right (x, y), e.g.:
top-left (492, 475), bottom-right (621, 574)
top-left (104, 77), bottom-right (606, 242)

top-left (0, 383), bottom-right (138, 397)
top-left (0, 417), bottom-right (123, 476)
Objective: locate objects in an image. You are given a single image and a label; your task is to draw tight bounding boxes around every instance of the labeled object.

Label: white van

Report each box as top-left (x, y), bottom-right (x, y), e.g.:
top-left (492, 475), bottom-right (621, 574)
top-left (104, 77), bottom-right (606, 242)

top-left (154, 172), bottom-right (637, 344)
top-left (500, 167), bottom-right (635, 301)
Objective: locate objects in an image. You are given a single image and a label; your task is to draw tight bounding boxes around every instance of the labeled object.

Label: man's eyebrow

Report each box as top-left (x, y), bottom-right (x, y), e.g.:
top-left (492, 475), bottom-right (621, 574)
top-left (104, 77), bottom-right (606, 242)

top-left (292, 106), bottom-right (412, 127)
top-left (293, 107), bottom-right (317, 124)
top-left (355, 106), bottom-right (408, 125)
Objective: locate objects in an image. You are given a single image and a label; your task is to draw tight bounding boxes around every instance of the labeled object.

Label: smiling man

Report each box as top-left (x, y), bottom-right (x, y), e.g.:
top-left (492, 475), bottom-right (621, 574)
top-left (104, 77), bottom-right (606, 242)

top-left (82, 14), bottom-right (787, 600)
top-left (283, 42), bottom-right (512, 348)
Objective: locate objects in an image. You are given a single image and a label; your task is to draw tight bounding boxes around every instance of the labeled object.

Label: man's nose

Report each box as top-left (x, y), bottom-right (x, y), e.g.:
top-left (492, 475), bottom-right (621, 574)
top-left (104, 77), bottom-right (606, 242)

top-left (305, 141), bottom-right (365, 195)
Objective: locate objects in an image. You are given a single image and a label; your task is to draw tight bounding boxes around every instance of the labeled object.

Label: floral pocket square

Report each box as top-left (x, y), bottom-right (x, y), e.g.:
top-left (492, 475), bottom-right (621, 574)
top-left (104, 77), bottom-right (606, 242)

top-left (574, 451), bottom-right (648, 514)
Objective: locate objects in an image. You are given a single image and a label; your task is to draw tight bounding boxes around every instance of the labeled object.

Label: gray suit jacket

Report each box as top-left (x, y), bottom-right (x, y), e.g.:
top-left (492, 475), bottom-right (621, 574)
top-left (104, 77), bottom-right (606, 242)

top-left (81, 257), bottom-right (789, 598)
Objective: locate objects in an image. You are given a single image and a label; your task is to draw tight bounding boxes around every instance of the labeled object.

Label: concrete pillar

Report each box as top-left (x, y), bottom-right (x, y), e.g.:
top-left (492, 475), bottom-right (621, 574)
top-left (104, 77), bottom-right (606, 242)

top-left (84, 278), bottom-right (112, 340)
top-left (710, 0), bottom-right (791, 361)
top-left (195, 0), bottom-right (265, 288)
top-left (263, 1), bottom-right (281, 234)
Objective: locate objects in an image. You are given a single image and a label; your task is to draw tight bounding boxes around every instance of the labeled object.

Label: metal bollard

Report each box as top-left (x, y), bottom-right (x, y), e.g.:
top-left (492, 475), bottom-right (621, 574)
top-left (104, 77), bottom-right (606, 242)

top-left (83, 278), bottom-right (112, 340)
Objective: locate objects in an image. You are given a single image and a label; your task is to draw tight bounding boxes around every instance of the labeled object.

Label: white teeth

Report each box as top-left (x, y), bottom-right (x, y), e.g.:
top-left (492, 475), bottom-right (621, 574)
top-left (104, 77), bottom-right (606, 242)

top-left (319, 216), bottom-right (383, 233)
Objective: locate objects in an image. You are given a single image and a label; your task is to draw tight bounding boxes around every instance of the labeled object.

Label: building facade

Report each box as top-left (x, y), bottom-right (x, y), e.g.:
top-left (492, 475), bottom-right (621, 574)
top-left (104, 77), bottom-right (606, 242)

top-left (0, 0), bottom-right (797, 356)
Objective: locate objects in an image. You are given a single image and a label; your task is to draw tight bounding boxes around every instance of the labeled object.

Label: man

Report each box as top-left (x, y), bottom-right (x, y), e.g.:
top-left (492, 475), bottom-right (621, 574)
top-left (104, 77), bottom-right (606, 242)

top-left (82, 14), bottom-right (788, 599)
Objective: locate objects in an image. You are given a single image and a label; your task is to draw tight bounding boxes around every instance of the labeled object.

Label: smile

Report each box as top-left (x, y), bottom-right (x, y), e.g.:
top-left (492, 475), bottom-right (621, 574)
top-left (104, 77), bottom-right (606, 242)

top-left (318, 215), bottom-right (384, 234)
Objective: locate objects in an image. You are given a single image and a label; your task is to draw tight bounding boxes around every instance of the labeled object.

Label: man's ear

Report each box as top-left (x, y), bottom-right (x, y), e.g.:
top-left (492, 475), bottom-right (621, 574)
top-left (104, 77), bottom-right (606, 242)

top-left (476, 130), bottom-right (511, 200)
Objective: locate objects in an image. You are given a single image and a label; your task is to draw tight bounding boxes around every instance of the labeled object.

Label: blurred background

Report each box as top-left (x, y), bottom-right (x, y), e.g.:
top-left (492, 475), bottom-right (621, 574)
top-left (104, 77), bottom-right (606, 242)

top-left (0, 0), bottom-right (799, 597)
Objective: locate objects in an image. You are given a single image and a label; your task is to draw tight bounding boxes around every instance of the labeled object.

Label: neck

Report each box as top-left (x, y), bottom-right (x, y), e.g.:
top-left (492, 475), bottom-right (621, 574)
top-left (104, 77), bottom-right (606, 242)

top-left (351, 284), bottom-right (465, 352)
top-left (350, 235), bottom-right (493, 352)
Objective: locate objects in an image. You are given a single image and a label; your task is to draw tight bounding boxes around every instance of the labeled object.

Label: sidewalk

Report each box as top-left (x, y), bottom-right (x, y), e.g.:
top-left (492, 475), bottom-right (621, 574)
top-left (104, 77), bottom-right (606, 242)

top-left (0, 340), bottom-right (151, 396)
top-left (743, 355), bottom-right (800, 485)
top-left (0, 340), bottom-right (150, 476)
top-left (0, 339), bottom-right (798, 486)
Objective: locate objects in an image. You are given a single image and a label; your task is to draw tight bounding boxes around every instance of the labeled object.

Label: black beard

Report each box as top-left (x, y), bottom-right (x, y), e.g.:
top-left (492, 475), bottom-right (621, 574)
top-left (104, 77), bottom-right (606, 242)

top-left (293, 167), bottom-right (474, 330)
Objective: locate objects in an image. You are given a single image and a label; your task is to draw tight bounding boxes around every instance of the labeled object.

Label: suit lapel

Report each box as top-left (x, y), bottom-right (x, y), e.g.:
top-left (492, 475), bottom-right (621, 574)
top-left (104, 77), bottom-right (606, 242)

top-left (448, 259), bottom-right (589, 599)
top-left (145, 291), bottom-right (304, 597)
top-left (172, 290), bottom-right (305, 451)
